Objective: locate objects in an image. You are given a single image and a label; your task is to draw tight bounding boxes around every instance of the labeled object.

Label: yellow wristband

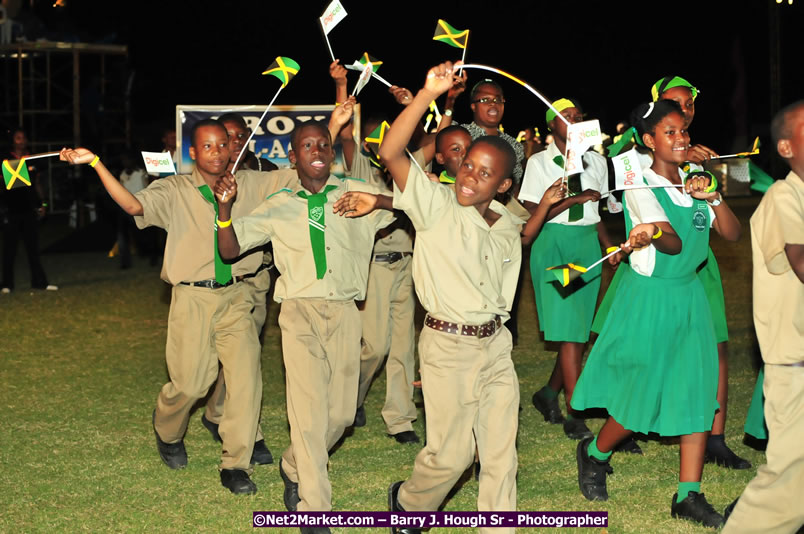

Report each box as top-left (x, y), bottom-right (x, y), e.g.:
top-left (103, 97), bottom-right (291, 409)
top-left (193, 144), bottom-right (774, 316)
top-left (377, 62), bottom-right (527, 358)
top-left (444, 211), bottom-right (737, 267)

top-left (652, 228), bottom-right (663, 240)
top-left (89, 155), bottom-right (100, 168)
top-left (216, 218), bottom-right (232, 228)
top-left (606, 246), bottom-right (618, 254)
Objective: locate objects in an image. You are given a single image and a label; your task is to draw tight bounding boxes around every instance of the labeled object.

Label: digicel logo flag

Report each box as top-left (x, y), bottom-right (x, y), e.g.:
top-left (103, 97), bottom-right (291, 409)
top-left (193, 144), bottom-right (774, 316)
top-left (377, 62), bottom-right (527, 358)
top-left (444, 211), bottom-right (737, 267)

top-left (612, 147), bottom-right (644, 190)
top-left (565, 120), bottom-right (602, 174)
top-left (141, 151), bottom-right (176, 174)
top-left (320, 0), bottom-right (347, 35)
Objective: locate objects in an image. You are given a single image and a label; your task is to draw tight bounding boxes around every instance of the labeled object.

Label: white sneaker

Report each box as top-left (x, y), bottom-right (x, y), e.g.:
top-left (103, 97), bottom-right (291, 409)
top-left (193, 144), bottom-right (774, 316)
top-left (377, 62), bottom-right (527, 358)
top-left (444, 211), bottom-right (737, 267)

top-left (1, 287), bottom-right (10, 294)
top-left (45, 285), bottom-right (58, 291)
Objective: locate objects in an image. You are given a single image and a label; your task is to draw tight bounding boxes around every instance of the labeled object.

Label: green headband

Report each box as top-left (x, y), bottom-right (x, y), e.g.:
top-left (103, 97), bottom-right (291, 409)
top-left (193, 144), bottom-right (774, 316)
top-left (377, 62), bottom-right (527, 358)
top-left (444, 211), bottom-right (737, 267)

top-left (651, 76), bottom-right (698, 102)
top-left (545, 98), bottom-right (578, 124)
top-left (607, 126), bottom-right (644, 157)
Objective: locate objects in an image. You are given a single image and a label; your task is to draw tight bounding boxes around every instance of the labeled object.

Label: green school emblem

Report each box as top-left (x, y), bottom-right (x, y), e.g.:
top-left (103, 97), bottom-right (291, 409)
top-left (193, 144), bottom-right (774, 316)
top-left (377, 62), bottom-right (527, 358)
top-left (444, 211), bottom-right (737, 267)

top-left (693, 208), bottom-right (707, 231)
top-left (311, 206), bottom-right (323, 221)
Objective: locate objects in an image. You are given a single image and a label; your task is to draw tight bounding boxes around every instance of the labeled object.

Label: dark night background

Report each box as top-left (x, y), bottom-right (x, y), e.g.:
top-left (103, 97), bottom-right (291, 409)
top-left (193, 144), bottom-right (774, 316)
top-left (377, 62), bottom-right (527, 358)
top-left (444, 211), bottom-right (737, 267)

top-left (6, 0), bottom-right (804, 168)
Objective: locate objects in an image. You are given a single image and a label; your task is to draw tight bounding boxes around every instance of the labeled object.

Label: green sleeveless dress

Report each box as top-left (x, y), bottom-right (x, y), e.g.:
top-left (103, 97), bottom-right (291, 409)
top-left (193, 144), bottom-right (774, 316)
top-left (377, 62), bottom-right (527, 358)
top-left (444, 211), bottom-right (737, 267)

top-left (571, 186), bottom-right (719, 436)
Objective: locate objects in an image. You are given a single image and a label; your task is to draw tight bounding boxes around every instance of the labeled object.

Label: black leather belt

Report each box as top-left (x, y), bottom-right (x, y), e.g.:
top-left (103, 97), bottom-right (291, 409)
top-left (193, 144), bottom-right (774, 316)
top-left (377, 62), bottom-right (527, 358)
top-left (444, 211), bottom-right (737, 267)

top-left (424, 314), bottom-right (502, 339)
top-left (373, 252), bottom-right (412, 264)
top-left (180, 264), bottom-right (269, 289)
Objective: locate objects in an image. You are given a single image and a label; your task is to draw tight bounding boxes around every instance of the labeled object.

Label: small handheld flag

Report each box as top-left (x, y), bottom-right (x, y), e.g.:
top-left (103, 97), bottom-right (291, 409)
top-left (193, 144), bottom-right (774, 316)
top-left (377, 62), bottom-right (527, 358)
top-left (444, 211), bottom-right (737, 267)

top-left (352, 61), bottom-right (373, 96)
top-left (546, 247), bottom-right (622, 287)
top-left (364, 121), bottom-right (391, 164)
top-left (262, 56), bottom-right (300, 88)
top-left (612, 148), bottom-right (644, 191)
top-left (3, 158), bottom-right (31, 189)
top-left (320, 0), bottom-right (348, 61)
top-left (433, 19), bottom-right (468, 49)
top-left (358, 52), bottom-right (382, 72)
top-left (141, 151), bottom-right (176, 175)
top-left (713, 136), bottom-right (760, 160)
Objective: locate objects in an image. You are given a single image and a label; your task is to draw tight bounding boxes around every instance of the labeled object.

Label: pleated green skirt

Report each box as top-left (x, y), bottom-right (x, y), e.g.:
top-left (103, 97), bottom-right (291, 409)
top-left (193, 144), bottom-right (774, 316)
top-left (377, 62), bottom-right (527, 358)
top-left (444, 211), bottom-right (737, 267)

top-left (697, 248), bottom-right (729, 343)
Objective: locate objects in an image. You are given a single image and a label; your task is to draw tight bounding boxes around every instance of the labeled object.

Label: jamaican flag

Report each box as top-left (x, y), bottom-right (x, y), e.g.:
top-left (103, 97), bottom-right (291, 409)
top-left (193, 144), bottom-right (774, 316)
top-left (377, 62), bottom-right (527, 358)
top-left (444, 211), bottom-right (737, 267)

top-left (358, 52), bottom-right (382, 73)
top-left (262, 57), bottom-right (300, 87)
top-left (364, 121), bottom-right (391, 169)
top-left (2, 159), bottom-right (31, 190)
top-left (546, 263), bottom-right (587, 287)
top-left (433, 19), bottom-right (468, 49)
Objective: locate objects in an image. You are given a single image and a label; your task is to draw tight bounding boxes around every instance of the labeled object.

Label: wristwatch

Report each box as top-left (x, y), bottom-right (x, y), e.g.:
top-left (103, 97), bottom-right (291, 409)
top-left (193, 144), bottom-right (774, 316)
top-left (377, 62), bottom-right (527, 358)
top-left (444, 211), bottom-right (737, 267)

top-left (708, 193), bottom-right (722, 207)
top-left (444, 109), bottom-right (453, 117)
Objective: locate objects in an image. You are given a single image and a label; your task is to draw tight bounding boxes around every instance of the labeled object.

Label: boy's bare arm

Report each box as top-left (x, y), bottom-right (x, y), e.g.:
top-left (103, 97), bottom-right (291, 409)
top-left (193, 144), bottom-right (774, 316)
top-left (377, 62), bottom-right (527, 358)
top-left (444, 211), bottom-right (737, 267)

top-left (328, 96), bottom-right (357, 170)
top-left (60, 148), bottom-right (143, 216)
top-left (379, 62), bottom-right (457, 192)
top-left (213, 172), bottom-right (242, 260)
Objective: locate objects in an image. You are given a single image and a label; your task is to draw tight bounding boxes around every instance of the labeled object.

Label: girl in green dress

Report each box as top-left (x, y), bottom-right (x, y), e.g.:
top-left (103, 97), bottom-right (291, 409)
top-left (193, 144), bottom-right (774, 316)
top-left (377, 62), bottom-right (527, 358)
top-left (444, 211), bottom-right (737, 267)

top-left (571, 100), bottom-right (741, 529)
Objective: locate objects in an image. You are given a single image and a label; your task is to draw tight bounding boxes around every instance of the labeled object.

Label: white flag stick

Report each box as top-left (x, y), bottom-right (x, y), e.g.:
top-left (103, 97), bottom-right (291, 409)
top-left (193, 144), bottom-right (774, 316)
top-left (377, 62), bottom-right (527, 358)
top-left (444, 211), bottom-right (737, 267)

top-left (19, 151), bottom-right (61, 161)
top-left (599, 183), bottom-right (684, 198)
top-left (457, 33), bottom-right (468, 76)
top-left (371, 72), bottom-right (392, 88)
top-left (585, 247), bottom-right (622, 271)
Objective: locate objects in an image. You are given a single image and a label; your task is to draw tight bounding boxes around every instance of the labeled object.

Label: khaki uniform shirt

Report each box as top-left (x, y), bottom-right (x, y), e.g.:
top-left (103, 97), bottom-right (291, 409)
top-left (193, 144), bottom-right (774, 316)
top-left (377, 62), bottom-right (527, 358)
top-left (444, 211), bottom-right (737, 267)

top-left (750, 171), bottom-right (804, 364)
top-left (134, 168), bottom-right (296, 285)
top-left (347, 150), bottom-right (413, 254)
top-left (394, 163), bottom-right (524, 324)
top-left (233, 175), bottom-right (395, 302)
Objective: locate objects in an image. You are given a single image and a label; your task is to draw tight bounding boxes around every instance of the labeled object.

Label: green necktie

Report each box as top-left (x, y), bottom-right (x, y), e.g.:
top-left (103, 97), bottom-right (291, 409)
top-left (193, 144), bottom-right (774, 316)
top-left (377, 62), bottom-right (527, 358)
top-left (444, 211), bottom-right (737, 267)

top-left (198, 184), bottom-right (232, 285)
top-left (297, 184), bottom-right (338, 279)
top-left (553, 155), bottom-right (583, 222)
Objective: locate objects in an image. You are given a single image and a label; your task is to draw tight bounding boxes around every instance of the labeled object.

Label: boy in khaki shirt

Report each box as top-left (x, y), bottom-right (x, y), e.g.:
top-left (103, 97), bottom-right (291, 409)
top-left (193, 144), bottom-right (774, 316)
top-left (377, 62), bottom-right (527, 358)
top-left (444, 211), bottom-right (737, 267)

top-left (371, 62), bottom-right (526, 534)
top-left (59, 119), bottom-right (296, 495)
top-left (214, 116), bottom-right (393, 527)
top-left (722, 100), bottom-right (804, 534)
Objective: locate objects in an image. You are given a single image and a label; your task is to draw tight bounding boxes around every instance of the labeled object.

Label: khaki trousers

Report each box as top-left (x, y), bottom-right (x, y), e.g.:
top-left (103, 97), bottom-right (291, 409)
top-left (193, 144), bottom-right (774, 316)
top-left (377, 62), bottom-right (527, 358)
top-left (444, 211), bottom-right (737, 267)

top-left (722, 364), bottom-right (804, 534)
top-left (204, 267), bottom-right (271, 442)
top-left (153, 282), bottom-right (261, 470)
top-left (278, 299), bottom-right (362, 511)
top-left (399, 323), bottom-right (518, 534)
top-left (357, 256), bottom-right (417, 434)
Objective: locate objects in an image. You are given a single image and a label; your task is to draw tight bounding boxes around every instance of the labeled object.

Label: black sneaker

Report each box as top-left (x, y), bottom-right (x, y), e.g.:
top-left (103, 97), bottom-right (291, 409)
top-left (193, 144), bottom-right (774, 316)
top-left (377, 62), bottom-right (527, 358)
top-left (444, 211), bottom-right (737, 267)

top-left (532, 392), bottom-right (565, 424)
top-left (153, 410), bottom-right (187, 469)
top-left (201, 414), bottom-right (222, 443)
top-left (251, 439), bottom-right (273, 465)
top-left (576, 436), bottom-right (613, 501)
top-left (353, 405), bottom-right (366, 427)
top-left (299, 528), bottom-right (331, 534)
top-left (220, 468), bottom-right (257, 495)
top-left (564, 418), bottom-right (594, 440)
top-left (388, 481), bottom-right (421, 534)
top-left (279, 459), bottom-right (300, 512)
top-left (705, 436), bottom-right (751, 469)
top-left (671, 491), bottom-right (725, 528)
top-left (613, 436), bottom-right (643, 455)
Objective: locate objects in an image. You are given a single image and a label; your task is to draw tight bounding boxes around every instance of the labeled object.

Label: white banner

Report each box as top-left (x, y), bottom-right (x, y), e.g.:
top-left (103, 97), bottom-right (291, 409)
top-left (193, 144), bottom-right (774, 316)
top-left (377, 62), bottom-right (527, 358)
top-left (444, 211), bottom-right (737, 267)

top-left (565, 120), bottom-right (602, 174)
top-left (320, 0), bottom-right (347, 35)
top-left (612, 148), bottom-right (644, 190)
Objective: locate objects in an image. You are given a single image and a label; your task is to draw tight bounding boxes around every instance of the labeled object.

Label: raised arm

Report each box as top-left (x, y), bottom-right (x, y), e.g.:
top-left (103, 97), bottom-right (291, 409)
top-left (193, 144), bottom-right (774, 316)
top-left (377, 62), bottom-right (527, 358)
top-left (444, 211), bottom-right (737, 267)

top-left (379, 62), bottom-right (457, 192)
top-left (328, 96), bottom-right (357, 170)
top-left (60, 148), bottom-right (143, 216)
top-left (213, 172), bottom-right (241, 260)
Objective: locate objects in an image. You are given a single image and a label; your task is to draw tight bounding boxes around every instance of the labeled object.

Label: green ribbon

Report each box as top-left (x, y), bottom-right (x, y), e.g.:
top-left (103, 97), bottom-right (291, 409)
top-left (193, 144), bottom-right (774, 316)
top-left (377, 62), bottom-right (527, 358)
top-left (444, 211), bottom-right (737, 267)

top-left (553, 155), bottom-right (583, 222)
top-left (606, 126), bottom-right (644, 157)
top-left (297, 184), bottom-right (338, 279)
top-left (439, 170), bottom-right (455, 184)
top-left (198, 185), bottom-right (232, 285)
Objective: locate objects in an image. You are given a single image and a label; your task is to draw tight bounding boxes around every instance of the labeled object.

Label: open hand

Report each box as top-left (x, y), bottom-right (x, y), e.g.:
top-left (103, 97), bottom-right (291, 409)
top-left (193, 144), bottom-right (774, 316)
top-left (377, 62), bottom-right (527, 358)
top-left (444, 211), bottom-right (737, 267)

top-left (332, 191), bottom-right (378, 217)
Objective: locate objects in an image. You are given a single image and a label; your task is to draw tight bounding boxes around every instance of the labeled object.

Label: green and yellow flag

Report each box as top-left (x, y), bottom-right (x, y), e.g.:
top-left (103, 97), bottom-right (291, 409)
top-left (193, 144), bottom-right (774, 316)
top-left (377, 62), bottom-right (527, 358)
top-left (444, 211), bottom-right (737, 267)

top-left (364, 121), bottom-right (391, 155)
top-left (546, 263), bottom-right (587, 287)
top-left (358, 52), bottom-right (382, 73)
top-left (2, 159), bottom-right (31, 190)
top-left (735, 136), bottom-right (760, 157)
top-left (433, 19), bottom-right (468, 49)
top-left (262, 56), bottom-right (300, 87)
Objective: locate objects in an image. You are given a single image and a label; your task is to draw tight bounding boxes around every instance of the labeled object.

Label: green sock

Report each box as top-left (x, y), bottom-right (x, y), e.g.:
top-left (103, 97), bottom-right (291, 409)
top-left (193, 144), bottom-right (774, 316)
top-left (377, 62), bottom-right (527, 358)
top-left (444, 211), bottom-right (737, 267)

top-left (588, 437), bottom-right (612, 461)
top-left (537, 385), bottom-right (559, 401)
top-left (677, 482), bottom-right (701, 503)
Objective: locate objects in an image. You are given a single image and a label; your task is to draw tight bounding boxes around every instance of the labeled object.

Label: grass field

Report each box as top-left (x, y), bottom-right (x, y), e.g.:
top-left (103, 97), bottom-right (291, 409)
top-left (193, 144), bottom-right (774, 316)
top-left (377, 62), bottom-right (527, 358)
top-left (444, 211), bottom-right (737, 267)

top-left (0, 198), bottom-right (764, 533)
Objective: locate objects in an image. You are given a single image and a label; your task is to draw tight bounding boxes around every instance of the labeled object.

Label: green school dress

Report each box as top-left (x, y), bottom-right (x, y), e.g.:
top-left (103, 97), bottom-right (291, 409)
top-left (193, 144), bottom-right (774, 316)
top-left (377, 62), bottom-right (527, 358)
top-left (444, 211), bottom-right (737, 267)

top-left (744, 367), bottom-right (768, 439)
top-left (530, 224), bottom-right (601, 342)
top-left (571, 185), bottom-right (719, 436)
top-left (696, 248), bottom-right (729, 343)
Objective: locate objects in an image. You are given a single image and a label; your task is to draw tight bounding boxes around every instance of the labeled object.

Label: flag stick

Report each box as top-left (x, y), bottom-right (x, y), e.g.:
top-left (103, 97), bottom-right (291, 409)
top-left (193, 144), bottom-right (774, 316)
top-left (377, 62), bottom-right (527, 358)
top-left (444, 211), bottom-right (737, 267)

top-left (224, 85), bottom-right (284, 201)
top-left (457, 64), bottom-right (570, 126)
top-left (406, 149), bottom-right (424, 173)
top-left (457, 33), bottom-right (468, 76)
top-left (320, 21), bottom-right (336, 62)
top-left (710, 151), bottom-right (757, 160)
top-left (20, 151), bottom-right (61, 161)
top-left (371, 72), bottom-right (392, 88)
top-left (585, 247), bottom-right (622, 271)
top-left (599, 183), bottom-right (685, 198)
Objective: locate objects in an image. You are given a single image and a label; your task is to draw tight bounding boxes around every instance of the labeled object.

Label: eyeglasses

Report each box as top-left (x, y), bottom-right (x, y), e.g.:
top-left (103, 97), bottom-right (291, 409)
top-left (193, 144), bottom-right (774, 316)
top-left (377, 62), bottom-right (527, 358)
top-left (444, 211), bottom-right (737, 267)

top-left (472, 97), bottom-right (506, 105)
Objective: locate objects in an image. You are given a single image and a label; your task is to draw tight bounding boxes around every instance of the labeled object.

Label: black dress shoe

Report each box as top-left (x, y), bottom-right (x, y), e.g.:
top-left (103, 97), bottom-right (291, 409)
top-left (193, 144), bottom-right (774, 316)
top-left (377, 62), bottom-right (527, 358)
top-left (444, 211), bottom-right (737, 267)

top-left (613, 436), bottom-right (643, 455)
top-left (388, 430), bottom-right (420, 444)
top-left (279, 459), bottom-right (300, 512)
top-left (353, 405), bottom-right (366, 427)
top-left (723, 497), bottom-right (739, 521)
top-left (671, 491), bottom-right (724, 528)
top-left (532, 392), bottom-right (565, 424)
top-left (153, 410), bottom-right (187, 469)
top-left (388, 481), bottom-right (421, 534)
top-left (576, 436), bottom-right (613, 501)
top-left (201, 414), bottom-right (222, 443)
top-left (251, 439), bottom-right (273, 465)
top-left (564, 418), bottom-right (594, 440)
top-left (220, 468), bottom-right (257, 495)
top-left (704, 435), bottom-right (751, 469)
